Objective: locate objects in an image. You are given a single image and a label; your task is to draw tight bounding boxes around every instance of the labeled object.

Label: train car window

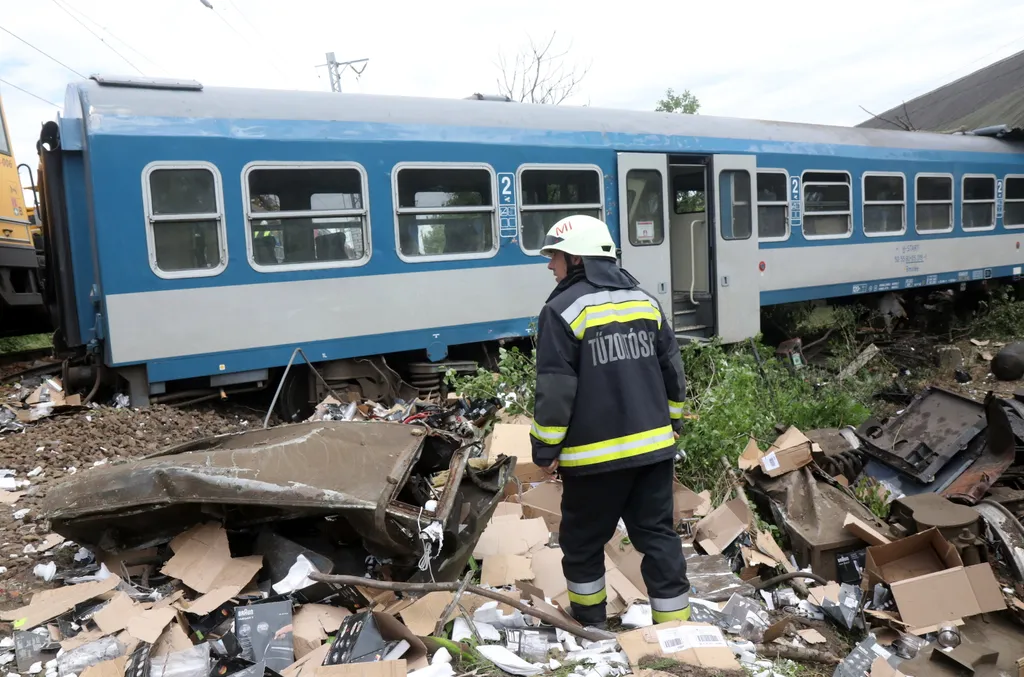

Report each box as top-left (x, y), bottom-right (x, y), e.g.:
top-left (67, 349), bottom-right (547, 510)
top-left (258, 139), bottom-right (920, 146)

top-left (756, 171), bottom-right (788, 240)
top-left (915, 175), bottom-right (953, 233)
top-left (394, 166), bottom-right (497, 260)
top-left (719, 170), bottom-right (752, 240)
top-left (863, 174), bottom-right (906, 236)
top-left (802, 171), bottom-right (851, 238)
top-left (1004, 176), bottom-right (1024, 228)
top-left (144, 163), bottom-right (226, 278)
top-left (626, 169), bottom-right (665, 246)
top-left (245, 165), bottom-right (369, 270)
top-left (519, 167), bottom-right (603, 253)
top-left (962, 176), bottom-right (996, 230)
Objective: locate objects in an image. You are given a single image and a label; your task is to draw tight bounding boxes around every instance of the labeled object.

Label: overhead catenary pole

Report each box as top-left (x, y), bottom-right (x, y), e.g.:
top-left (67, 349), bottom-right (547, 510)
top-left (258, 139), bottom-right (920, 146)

top-left (319, 52), bottom-right (369, 92)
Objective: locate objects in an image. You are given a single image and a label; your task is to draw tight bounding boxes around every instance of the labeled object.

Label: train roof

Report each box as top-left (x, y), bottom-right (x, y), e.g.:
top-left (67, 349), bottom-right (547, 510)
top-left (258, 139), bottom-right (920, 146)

top-left (67, 75), bottom-right (1024, 155)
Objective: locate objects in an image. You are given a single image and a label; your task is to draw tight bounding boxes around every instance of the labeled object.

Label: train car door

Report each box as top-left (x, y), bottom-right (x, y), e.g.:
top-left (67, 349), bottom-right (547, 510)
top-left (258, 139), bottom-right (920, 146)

top-left (616, 153), bottom-right (672, 313)
top-left (712, 154), bottom-right (760, 342)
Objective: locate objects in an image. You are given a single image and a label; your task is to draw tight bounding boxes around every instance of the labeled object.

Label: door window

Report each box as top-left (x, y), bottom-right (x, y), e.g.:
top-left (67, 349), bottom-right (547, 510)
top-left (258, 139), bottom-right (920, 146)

top-left (719, 170), bottom-right (752, 240)
top-left (626, 169), bottom-right (665, 246)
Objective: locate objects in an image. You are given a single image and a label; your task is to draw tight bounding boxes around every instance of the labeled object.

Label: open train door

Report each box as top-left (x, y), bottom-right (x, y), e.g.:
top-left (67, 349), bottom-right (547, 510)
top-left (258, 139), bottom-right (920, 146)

top-left (711, 154), bottom-right (761, 342)
top-left (616, 153), bottom-right (672, 313)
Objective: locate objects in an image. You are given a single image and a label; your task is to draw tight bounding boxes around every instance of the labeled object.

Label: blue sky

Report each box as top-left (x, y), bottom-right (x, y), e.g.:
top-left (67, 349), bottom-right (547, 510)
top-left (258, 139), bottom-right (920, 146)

top-left (4, 0), bottom-right (1024, 175)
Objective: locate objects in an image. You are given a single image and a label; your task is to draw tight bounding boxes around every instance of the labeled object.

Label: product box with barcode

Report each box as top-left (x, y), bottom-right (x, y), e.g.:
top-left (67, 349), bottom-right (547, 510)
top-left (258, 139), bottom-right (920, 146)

top-left (617, 621), bottom-right (741, 670)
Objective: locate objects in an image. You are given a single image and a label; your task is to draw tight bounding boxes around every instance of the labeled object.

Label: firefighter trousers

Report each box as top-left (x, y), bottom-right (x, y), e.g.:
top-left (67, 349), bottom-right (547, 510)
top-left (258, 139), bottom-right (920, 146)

top-left (559, 458), bottom-right (690, 625)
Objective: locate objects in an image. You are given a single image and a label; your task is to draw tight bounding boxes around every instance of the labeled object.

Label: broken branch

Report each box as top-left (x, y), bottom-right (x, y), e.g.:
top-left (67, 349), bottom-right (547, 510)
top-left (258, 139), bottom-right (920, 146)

top-left (753, 644), bottom-right (839, 665)
top-left (435, 570), bottom-right (474, 637)
top-left (307, 572), bottom-right (615, 642)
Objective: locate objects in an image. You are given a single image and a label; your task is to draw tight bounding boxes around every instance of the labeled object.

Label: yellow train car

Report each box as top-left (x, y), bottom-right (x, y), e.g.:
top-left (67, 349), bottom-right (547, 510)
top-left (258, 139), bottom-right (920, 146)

top-left (0, 91), bottom-right (48, 337)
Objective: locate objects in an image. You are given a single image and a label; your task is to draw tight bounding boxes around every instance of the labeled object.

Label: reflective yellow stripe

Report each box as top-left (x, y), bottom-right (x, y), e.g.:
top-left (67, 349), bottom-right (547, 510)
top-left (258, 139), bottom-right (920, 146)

top-left (568, 301), bottom-right (662, 339)
top-left (567, 588), bottom-right (607, 606)
top-left (559, 425), bottom-right (675, 468)
top-left (530, 420), bottom-right (568, 444)
top-left (652, 606), bottom-right (691, 623)
top-left (668, 400), bottom-right (684, 420)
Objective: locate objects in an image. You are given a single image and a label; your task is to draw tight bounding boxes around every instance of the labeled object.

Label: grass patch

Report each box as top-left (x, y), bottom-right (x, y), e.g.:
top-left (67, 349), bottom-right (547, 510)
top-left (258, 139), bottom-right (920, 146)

top-left (0, 333), bottom-right (52, 355)
top-left (965, 285), bottom-right (1024, 339)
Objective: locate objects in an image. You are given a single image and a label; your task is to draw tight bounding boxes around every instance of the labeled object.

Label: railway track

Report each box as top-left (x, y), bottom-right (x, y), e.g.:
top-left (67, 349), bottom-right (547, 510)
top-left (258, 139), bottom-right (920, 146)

top-left (0, 347), bottom-right (61, 382)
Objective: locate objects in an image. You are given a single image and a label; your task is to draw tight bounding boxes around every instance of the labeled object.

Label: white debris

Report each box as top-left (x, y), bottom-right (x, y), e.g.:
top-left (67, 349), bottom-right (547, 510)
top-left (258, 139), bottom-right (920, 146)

top-left (408, 665), bottom-right (454, 677)
top-left (13, 508), bottom-right (29, 520)
top-left (28, 662), bottom-right (42, 675)
top-left (65, 562), bottom-right (111, 584)
top-left (620, 602), bottom-right (652, 628)
top-left (451, 617), bottom-right (501, 643)
top-left (65, 467), bottom-right (77, 475)
top-left (0, 654), bottom-right (13, 667)
top-left (474, 645), bottom-right (543, 676)
top-left (271, 554), bottom-right (319, 594)
top-left (74, 547), bottom-right (93, 562)
top-left (23, 544), bottom-right (37, 554)
top-left (474, 601), bottom-right (529, 628)
top-left (44, 660), bottom-right (57, 669)
top-left (0, 636), bottom-right (12, 649)
top-left (8, 671), bottom-right (21, 677)
top-left (91, 459), bottom-right (106, 467)
top-left (34, 561), bottom-right (57, 581)
top-left (431, 649), bottom-right (452, 665)
top-left (547, 660), bottom-right (561, 670)
top-left (27, 467), bottom-right (43, 478)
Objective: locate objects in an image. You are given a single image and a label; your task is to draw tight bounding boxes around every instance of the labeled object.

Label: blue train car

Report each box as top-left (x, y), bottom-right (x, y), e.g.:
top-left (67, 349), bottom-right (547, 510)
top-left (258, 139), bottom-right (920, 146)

top-left (35, 75), bottom-right (1024, 412)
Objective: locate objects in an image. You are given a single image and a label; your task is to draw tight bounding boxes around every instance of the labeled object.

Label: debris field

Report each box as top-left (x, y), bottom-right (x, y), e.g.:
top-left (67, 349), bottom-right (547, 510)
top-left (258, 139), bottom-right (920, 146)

top-left (2, 357), bottom-right (1024, 677)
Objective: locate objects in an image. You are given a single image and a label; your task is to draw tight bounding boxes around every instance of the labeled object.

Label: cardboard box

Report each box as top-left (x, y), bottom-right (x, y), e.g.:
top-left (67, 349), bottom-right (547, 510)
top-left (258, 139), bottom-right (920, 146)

top-left (738, 428), bottom-right (814, 477)
top-left (692, 499), bottom-right (752, 555)
top-left (617, 621), bottom-right (741, 670)
top-left (516, 481), bottom-right (562, 531)
top-left (672, 482), bottom-right (711, 523)
top-left (322, 611), bottom-right (427, 670)
top-left (863, 527), bottom-right (1006, 629)
top-left (486, 424), bottom-right (549, 486)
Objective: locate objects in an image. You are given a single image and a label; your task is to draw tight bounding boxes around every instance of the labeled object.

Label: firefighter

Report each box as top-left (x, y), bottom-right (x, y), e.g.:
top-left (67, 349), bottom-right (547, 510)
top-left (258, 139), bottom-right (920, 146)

top-left (529, 214), bottom-right (690, 628)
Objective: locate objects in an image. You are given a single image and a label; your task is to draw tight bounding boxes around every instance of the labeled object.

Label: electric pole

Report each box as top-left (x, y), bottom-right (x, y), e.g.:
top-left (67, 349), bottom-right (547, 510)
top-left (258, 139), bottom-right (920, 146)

top-left (319, 53), bottom-right (369, 93)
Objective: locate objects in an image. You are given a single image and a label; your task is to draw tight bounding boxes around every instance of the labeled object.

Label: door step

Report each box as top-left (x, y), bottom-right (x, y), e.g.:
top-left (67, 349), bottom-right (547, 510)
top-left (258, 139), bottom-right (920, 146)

top-left (674, 324), bottom-right (709, 333)
top-left (673, 308), bottom-right (697, 317)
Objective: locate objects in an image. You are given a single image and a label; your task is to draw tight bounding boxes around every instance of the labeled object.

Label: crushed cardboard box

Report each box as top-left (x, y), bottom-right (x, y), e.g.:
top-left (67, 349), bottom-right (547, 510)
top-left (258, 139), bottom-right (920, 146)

top-left (487, 423), bottom-right (549, 488)
top-left (739, 428), bottom-right (816, 478)
top-left (618, 620), bottom-right (742, 671)
top-left (693, 499), bottom-right (752, 555)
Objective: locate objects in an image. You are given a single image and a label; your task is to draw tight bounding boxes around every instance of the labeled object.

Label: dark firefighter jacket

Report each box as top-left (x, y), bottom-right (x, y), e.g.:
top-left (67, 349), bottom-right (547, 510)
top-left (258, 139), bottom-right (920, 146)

top-left (529, 258), bottom-right (687, 476)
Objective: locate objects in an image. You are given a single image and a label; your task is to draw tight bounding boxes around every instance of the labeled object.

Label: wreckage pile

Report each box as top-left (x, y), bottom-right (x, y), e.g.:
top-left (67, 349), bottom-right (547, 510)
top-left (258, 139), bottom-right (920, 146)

top-left (2, 387), bottom-right (1024, 677)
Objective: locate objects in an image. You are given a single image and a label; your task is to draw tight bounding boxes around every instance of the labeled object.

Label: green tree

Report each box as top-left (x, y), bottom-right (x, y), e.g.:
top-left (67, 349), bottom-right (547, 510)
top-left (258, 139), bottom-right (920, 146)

top-left (421, 225), bottom-right (446, 254)
top-left (656, 88), bottom-right (700, 115)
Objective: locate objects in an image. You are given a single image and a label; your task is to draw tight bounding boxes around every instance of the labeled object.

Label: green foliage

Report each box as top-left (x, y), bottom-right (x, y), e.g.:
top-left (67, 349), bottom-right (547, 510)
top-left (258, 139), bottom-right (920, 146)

top-left (676, 338), bottom-right (871, 497)
top-left (655, 88), bottom-right (700, 115)
top-left (420, 225), bottom-right (446, 255)
top-left (852, 476), bottom-right (892, 519)
top-left (968, 285), bottom-right (1024, 338)
top-left (0, 333), bottom-right (52, 355)
top-left (447, 342), bottom-right (538, 417)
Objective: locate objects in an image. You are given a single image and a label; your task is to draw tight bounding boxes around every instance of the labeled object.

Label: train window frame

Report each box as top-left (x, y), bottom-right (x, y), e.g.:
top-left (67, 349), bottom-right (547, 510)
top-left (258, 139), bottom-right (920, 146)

top-left (914, 173), bottom-right (954, 234)
top-left (141, 160), bottom-right (228, 280)
top-left (1004, 174), bottom-right (1024, 229)
top-left (861, 171), bottom-right (907, 238)
top-left (800, 169), bottom-right (852, 240)
top-left (961, 173), bottom-right (997, 232)
top-left (755, 169), bottom-right (790, 242)
top-left (392, 162), bottom-right (500, 263)
top-left (241, 161), bottom-right (372, 273)
top-left (516, 163), bottom-right (605, 256)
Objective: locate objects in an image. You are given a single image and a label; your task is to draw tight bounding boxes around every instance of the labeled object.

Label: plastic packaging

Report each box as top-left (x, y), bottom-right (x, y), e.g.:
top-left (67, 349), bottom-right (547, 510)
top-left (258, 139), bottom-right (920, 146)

top-left (57, 637), bottom-right (122, 677)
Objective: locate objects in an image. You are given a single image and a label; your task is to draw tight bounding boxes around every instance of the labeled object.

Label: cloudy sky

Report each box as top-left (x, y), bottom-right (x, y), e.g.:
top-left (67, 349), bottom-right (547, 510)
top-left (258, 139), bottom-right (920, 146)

top-left (4, 0), bottom-right (1024, 175)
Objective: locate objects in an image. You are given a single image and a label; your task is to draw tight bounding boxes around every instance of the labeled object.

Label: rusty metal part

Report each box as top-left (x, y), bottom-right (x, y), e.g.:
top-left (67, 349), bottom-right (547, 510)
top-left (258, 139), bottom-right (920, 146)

top-left (41, 421), bottom-right (513, 567)
top-left (854, 386), bottom-right (985, 484)
top-left (975, 499), bottom-right (1024, 583)
top-left (943, 392), bottom-right (1019, 503)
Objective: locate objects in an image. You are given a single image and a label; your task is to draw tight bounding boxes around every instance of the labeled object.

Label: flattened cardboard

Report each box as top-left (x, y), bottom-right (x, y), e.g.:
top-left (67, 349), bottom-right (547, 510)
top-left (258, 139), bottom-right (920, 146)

top-left (491, 503), bottom-right (524, 521)
top-left (672, 483), bottom-right (711, 522)
top-left (617, 621), bottom-right (741, 670)
top-left (127, 608), bottom-right (177, 644)
top-left (293, 604), bottom-right (350, 659)
top-left (517, 482), bottom-right (562, 531)
top-left (692, 499), bottom-right (752, 555)
top-left (754, 530), bottom-right (795, 573)
top-left (398, 592), bottom-right (454, 637)
top-left (161, 523), bottom-right (262, 608)
top-left (481, 555), bottom-right (534, 586)
top-left (315, 663), bottom-right (406, 677)
top-left (282, 643), bottom-right (331, 677)
top-left (0, 574), bottom-right (121, 629)
top-left (844, 514), bottom-right (892, 546)
top-left (487, 424), bottom-right (548, 485)
top-left (472, 517), bottom-right (548, 558)
top-left (151, 622), bottom-right (194, 657)
top-left (79, 656), bottom-right (128, 677)
top-left (94, 591), bottom-right (137, 634)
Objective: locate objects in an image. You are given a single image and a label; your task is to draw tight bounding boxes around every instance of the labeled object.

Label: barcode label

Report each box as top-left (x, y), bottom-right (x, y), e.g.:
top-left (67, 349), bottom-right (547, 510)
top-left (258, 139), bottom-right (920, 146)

top-left (656, 626), bottom-right (728, 654)
top-left (761, 452), bottom-right (780, 472)
top-left (663, 638), bottom-right (683, 649)
top-left (696, 634), bottom-right (720, 645)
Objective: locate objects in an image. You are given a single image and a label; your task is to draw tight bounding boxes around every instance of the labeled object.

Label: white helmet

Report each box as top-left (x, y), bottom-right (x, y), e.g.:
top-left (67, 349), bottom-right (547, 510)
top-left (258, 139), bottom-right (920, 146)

top-left (539, 214), bottom-right (617, 260)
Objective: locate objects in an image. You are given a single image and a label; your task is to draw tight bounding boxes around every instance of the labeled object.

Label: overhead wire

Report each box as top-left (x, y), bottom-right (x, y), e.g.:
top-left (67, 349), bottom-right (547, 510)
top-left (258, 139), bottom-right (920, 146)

top-left (57, 0), bottom-right (169, 73)
top-left (0, 24), bottom-right (85, 78)
top-left (0, 78), bottom-right (61, 108)
top-left (205, 2), bottom-right (296, 82)
top-left (49, 0), bottom-right (145, 75)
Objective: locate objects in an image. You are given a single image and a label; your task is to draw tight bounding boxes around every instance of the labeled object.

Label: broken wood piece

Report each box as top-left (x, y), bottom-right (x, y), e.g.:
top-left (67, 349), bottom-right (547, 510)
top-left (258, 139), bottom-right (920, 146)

top-left (754, 644), bottom-right (839, 665)
top-left (307, 572), bottom-right (614, 642)
top-left (434, 571), bottom-right (474, 637)
top-left (838, 343), bottom-right (880, 381)
top-left (843, 513), bottom-right (891, 546)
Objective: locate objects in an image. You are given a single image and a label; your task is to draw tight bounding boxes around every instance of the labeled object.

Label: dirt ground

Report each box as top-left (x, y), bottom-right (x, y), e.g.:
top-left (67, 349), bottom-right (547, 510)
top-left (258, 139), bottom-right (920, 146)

top-left (0, 378), bottom-right (264, 603)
